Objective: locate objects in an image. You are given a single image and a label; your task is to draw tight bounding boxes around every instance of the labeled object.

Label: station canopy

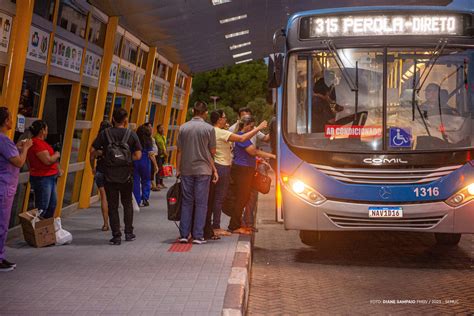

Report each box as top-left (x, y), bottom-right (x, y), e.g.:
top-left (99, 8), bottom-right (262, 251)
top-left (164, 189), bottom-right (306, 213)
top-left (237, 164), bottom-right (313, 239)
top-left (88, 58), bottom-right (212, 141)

top-left (91, 0), bottom-right (456, 74)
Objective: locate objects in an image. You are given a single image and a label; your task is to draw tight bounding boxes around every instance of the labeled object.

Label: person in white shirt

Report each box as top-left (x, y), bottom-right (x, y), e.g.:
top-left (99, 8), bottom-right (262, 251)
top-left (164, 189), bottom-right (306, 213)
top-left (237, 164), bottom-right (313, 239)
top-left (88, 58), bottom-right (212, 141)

top-left (204, 109), bottom-right (267, 238)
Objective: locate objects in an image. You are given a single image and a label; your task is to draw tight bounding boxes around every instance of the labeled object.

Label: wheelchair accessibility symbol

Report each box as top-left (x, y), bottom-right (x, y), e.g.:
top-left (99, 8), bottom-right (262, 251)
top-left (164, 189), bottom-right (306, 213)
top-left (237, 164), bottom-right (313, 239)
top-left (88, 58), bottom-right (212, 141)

top-left (389, 127), bottom-right (412, 148)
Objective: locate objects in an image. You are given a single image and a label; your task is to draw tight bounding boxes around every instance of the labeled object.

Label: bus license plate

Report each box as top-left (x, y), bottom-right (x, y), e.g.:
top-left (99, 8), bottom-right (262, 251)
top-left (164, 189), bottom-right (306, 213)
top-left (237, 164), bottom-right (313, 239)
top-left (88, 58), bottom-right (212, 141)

top-left (368, 207), bottom-right (403, 218)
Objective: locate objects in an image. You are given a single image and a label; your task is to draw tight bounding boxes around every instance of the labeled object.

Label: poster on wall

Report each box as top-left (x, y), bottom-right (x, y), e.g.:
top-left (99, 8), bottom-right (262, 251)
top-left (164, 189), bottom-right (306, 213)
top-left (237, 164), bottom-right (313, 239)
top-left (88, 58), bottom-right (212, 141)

top-left (118, 66), bottom-right (133, 90)
top-left (27, 26), bottom-right (49, 64)
top-left (50, 37), bottom-right (83, 73)
top-left (109, 62), bottom-right (118, 84)
top-left (83, 51), bottom-right (101, 79)
top-left (0, 12), bottom-right (12, 53)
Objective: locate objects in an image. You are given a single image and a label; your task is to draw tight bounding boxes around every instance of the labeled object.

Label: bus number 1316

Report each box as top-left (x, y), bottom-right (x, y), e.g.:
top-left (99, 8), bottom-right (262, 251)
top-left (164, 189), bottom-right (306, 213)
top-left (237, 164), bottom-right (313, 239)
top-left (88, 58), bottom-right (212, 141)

top-left (414, 187), bottom-right (440, 197)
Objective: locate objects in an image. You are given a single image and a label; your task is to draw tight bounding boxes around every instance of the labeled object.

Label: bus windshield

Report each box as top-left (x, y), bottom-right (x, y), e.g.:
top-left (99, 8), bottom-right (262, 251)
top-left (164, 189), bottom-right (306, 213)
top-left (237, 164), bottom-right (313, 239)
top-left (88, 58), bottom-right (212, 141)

top-left (285, 47), bottom-right (474, 152)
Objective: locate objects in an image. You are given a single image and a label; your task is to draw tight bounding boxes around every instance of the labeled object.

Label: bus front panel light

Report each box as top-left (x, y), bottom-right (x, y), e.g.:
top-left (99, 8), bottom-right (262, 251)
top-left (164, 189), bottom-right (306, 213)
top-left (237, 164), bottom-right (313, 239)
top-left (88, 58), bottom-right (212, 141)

top-left (445, 184), bottom-right (474, 207)
top-left (292, 181), bottom-right (305, 194)
top-left (467, 183), bottom-right (474, 195)
top-left (285, 178), bottom-right (326, 205)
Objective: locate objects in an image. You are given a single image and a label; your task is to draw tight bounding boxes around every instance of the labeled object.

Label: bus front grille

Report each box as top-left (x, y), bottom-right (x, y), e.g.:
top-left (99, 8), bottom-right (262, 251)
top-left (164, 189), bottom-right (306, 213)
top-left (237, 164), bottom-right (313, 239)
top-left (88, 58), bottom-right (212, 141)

top-left (326, 213), bottom-right (445, 229)
top-left (312, 164), bottom-right (462, 185)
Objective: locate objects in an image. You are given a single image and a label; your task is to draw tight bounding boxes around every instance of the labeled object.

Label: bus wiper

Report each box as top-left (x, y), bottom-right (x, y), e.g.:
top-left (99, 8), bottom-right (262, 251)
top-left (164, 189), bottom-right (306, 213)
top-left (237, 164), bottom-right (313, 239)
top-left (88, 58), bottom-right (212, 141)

top-left (410, 39), bottom-right (447, 136)
top-left (411, 58), bottom-right (431, 136)
top-left (416, 39), bottom-right (448, 93)
top-left (323, 40), bottom-right (359, 115)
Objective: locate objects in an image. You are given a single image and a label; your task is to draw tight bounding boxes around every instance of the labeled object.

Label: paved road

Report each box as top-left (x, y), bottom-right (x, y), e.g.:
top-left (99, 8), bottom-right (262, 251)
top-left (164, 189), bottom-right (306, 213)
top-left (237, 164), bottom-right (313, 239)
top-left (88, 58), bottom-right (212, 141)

top-left (248, 189), bottom-right (474, 314)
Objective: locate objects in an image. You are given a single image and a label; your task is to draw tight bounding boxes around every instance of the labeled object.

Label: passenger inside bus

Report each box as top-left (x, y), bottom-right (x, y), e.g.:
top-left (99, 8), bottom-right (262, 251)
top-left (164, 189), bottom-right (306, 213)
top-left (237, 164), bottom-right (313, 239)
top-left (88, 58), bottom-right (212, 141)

top-left (421, 83), bottom-right (459, 118)
top-left (311, 77), bottom-right (344, 133)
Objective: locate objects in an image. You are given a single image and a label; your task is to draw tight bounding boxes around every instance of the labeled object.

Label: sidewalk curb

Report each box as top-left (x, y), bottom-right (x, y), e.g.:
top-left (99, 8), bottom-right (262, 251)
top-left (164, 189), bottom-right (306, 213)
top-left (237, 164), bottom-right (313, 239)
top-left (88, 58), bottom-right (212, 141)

top-left (222, 234), bottom-right (253, 316)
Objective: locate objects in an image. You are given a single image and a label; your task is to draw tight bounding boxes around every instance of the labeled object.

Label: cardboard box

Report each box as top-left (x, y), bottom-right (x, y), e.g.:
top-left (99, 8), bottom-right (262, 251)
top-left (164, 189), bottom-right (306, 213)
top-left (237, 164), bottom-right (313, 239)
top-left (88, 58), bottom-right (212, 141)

top-left (18, 209), bottom-right (56, 248)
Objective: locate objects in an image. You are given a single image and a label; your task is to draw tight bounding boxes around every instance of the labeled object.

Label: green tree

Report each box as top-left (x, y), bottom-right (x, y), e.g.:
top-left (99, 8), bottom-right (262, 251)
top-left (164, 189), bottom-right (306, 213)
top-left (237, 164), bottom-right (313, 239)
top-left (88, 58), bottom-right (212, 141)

top-left (189, 60), bottom-right (269, 123)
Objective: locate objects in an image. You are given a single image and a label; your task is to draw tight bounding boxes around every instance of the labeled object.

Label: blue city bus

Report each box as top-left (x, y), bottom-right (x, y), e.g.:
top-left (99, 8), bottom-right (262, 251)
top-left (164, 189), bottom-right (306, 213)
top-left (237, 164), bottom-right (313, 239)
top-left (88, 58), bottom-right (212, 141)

top-left (271, 6), bottom-right (474, 246)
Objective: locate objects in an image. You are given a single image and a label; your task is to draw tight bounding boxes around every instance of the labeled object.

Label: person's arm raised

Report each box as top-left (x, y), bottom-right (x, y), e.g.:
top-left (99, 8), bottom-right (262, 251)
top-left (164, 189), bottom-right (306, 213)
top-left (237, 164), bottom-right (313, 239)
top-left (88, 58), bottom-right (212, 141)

top-left (228, 120), bottom-right (268, 143)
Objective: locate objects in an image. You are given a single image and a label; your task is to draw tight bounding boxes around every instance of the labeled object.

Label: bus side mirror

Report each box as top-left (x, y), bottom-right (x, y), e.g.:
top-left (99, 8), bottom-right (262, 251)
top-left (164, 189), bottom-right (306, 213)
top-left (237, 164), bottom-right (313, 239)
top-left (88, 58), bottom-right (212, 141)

top-left (268, 53), bottom-right (283, 88)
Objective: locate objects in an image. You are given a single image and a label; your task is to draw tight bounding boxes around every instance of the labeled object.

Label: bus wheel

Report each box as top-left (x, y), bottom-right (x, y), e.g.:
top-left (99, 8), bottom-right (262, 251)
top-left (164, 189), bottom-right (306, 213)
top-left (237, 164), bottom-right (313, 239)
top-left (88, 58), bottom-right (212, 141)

top-left (299, 230), bottom-right (322, 246)
top-left (434, 233), bottom-right (461, 246)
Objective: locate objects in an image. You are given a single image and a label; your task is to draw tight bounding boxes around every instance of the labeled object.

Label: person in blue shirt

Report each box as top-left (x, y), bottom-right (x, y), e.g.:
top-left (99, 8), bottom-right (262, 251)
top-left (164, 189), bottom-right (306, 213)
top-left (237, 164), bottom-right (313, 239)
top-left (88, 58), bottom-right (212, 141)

top-left (228, 115), bottom-right (276, 234)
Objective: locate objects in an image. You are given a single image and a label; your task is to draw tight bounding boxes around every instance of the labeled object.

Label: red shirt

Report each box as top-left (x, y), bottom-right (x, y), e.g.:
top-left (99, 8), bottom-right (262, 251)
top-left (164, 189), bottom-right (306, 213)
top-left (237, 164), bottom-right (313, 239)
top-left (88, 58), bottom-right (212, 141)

top-left (27, 138), bottom-right (58, 177)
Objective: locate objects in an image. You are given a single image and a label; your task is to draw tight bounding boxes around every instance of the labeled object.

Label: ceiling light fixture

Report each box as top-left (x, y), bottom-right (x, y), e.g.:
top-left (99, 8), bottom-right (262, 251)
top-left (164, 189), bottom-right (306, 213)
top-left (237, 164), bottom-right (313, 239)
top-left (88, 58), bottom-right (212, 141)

top-left (229, 42), bottom-right (251, 50)
top-left (220, 14), bottom-right (247, 24)
top-left (235, 58), bottom-right (253, 64)
top-left (232, 51), bottom-right (252, 59)
top-left (225, 30), bottom-right (249, 39)
top-left (211, 0), bottom-right (231, 5)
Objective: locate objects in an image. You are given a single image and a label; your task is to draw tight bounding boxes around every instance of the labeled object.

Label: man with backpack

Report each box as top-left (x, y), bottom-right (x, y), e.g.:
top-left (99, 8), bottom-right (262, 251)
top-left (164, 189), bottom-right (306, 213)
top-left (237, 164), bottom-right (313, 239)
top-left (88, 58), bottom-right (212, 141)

top-left (91, 108), bottom-right (142, 245)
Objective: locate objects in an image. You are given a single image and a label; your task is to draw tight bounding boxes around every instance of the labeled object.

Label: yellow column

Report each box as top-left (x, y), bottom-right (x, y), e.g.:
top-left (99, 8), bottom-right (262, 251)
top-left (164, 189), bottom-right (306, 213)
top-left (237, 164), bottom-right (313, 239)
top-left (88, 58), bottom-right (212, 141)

top-left (54, 83), bottom-right (81, 216)
top-left (162, 64), bottom-right (179, 137)
top-left (78, 16), bottom-right (119, 209)
top-left (178, 77), bottom-right (193, 125)
top-left (4, 0), bottom-right (34, 138)
top-left (172, 77), bottom-right (193, 166)
top-left (54, 9), bottom-right (94, 216)
top-left (136, 47), bottom-right (157, 125)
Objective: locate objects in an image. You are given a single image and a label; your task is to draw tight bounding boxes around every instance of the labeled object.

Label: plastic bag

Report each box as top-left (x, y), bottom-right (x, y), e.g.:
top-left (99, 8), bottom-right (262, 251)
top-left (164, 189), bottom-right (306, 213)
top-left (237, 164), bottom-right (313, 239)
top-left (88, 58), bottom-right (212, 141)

top-left (54, 218), bottom-right (72, 245)
top-left (132, 195), bottom-right (140, 212)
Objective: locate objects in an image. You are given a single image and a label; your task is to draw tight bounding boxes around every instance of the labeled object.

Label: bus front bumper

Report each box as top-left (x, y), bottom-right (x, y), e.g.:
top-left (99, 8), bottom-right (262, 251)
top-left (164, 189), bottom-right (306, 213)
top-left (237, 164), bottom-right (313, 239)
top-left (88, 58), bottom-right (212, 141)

top-left (281, 186), bottom-right (474, 233)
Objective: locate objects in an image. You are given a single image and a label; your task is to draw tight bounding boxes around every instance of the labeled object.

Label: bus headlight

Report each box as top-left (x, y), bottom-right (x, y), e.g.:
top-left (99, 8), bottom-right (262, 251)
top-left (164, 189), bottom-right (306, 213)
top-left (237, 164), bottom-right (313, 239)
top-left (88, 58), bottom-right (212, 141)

top-left (445, 183), bottom-right (474, 207)
top-left (282, 176), bottom-right (326, 205)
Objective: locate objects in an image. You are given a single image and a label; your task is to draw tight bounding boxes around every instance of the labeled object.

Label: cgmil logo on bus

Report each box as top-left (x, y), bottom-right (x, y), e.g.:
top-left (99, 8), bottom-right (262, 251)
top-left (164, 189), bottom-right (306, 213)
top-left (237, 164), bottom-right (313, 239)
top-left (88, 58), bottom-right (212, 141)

top-left (363, 158), bottom-right (408, 165)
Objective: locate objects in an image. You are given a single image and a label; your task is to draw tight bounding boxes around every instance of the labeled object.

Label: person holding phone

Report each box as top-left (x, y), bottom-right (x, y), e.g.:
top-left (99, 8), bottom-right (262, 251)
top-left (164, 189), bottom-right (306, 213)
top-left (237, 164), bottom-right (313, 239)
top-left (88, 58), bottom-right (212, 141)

top-left (0, 107), bottom-right (32, 272)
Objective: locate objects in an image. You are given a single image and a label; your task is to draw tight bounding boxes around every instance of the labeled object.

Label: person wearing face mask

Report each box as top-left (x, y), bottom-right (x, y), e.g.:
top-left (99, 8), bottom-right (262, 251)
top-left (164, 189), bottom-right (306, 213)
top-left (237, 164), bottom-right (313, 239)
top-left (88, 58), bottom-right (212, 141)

top-left (27, 120), bottom-right (62, 219)
top-left (0, 107), bottom-right (32, 272)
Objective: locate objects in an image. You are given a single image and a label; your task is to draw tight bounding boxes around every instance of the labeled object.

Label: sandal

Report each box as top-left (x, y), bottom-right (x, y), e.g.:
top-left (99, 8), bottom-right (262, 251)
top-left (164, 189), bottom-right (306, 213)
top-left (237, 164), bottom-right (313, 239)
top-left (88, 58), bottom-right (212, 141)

top-left (210, 235), bottom-right (221, 240)
top-left (102, 225), bottom-right (109, 231)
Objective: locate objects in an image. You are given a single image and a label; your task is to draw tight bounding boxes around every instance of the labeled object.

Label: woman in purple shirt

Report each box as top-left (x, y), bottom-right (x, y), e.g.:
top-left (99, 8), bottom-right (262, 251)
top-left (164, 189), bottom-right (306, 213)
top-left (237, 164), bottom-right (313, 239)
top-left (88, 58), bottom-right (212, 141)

top-left (0, 107), bottom-right (32, 272)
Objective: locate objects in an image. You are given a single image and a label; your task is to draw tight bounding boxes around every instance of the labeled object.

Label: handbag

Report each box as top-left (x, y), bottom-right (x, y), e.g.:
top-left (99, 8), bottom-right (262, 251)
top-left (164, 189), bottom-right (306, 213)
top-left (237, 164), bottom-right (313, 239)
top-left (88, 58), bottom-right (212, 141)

top-left (253, 165), bottom-right (272, 194)
top-left (167, 178), bottom-right (182, 221)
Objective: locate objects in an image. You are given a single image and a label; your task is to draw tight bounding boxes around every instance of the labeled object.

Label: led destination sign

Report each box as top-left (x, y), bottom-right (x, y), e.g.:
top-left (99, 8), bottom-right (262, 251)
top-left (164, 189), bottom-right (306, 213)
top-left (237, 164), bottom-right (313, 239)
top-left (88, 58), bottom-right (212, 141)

top-left (305, 14), bottom-right (463, 37)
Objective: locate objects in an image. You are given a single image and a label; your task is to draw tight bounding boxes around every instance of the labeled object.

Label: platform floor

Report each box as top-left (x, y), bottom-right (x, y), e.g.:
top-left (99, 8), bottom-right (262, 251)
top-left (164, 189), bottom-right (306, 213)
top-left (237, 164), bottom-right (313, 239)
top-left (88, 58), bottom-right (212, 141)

top-left (1, 178), bottom-right (238, 315)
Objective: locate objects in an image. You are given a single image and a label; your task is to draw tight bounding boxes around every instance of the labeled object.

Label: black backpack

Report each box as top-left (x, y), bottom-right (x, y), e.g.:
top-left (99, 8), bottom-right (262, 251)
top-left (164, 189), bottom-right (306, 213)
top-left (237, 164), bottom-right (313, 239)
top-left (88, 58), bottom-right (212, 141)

top-left (167, 178), bottom-right (182, 221)
top-left (103, 128), bottom-right (133, 183)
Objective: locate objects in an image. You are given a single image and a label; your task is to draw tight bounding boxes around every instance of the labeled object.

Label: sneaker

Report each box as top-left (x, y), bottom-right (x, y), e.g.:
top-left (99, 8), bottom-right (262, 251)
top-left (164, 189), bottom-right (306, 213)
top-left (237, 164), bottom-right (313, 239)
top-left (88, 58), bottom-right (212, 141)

top-left (109, 237), bottom-right (121, 245)
top-left (2, 259), bottom-right (16, 268)
top-left (125, 233), bottom-right (136, 241)
top-left (192, 238), bottom-right (207, 245)
top-left (178, 237), bottom-right (188, 244)
top-left (142, 200), bottom-right (149, 207)
top-left (0, 261), bottom-right (14, 272)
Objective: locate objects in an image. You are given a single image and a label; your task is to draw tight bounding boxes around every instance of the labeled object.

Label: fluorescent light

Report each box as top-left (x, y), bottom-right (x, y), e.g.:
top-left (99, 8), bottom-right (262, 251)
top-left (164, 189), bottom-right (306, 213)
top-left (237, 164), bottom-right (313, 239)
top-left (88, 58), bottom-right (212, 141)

top-left (225, 30), bottom-right (249, 39)
top-left (220, 14), bottom-right (247, 24)
top-left (229, 42), bottom-right (251, 50)
top-left (211, 0), bottom-right (231, 5)
top-left (235, 58), bottom-right (253, 64)
top-left (233, 51), bottom-right (252, 59)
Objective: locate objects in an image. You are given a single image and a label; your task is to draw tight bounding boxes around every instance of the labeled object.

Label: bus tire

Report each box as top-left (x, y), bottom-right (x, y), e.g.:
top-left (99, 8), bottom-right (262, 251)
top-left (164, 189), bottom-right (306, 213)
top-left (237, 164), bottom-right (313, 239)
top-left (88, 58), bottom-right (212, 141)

top-left (434, 233), bottom-right (461, 246)
top-left (299, 230), bottom-right (322, 246)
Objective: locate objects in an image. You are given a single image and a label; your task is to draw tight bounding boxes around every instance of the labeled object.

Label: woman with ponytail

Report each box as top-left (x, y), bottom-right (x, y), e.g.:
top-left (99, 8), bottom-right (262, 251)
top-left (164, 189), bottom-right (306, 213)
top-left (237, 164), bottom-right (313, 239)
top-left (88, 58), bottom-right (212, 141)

top-left (26, 120), bottom-right (61, 219)
top-left (0, 107), bottom-right (32, 272)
